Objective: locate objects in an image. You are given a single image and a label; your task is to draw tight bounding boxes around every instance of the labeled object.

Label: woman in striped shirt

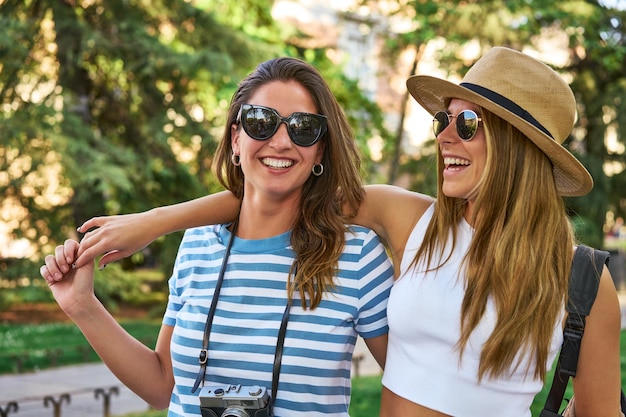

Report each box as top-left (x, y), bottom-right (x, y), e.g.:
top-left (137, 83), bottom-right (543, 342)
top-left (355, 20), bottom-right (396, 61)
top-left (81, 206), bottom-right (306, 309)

top-left (40, 57), bottom-right (394, 417)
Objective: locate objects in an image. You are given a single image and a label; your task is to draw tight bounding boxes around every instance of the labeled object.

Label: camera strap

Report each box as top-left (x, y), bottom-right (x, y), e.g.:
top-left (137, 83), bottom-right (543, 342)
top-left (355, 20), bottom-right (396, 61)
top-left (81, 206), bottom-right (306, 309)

top-left (191, 218), bottom-right (291, 415)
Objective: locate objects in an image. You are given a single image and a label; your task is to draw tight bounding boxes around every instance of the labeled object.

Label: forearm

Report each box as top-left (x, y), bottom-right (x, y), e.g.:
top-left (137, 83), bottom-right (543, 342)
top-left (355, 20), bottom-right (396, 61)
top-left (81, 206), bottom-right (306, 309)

top-left (67, 296), bottom-right (173, 409)
top-left (363, 334), bottom-right (388, 370)
top-left (75, 191), bottom-right (242, 268)
top-left (147, 191), bottom-right (241, 233)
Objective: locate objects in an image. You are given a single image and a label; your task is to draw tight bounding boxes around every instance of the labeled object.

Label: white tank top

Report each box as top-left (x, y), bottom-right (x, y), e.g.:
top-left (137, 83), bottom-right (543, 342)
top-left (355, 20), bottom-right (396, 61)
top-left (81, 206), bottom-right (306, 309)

top-left (382, 204), bottom-right (563, 417)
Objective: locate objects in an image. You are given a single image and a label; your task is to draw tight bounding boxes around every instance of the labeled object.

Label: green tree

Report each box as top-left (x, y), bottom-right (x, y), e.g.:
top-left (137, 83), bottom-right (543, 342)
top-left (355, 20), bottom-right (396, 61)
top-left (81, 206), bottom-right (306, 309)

top-left (0, 0), bottom-right (275, 277)
top-left (0, 0), bottom-right (393, 282)
top-left (561, 3), bottom-right (626, 247)
top-left (371, 0), bottom-right (626, 247)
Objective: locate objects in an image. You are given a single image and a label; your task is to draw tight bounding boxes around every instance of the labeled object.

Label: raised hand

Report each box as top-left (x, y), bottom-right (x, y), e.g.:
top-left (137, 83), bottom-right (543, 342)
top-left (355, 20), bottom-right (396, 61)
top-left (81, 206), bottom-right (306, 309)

top-left (40, 239), bottom-right (96, 318)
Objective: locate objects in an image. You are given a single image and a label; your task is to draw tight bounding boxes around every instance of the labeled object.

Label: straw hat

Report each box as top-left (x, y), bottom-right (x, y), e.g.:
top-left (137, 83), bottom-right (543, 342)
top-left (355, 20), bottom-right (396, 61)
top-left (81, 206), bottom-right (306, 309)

top-left (406, 46), bottom-right (593, 196)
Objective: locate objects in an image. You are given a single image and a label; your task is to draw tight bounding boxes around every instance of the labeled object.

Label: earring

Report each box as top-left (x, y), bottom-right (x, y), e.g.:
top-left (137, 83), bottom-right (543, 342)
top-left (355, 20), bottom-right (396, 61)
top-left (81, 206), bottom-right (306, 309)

top-left (231, 154), bottom-right (241, 166)
top-left (312, 163), bottom-right (324, 176)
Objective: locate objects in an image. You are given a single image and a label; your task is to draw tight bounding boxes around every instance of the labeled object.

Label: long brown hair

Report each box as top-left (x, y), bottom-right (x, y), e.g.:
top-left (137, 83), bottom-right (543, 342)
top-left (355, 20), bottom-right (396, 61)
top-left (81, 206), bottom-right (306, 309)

top-left (412, 109), bottom-right (573, 380)
top-left (213, 57), bottom-right (364, 309)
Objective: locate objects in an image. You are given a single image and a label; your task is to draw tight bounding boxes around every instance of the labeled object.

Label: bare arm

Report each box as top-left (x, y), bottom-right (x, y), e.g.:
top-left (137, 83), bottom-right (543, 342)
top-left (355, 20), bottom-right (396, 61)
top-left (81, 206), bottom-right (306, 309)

top-left (75, 191), bottom-right (241, 268)
top-left (40, 241), bottom-right (174, 409)
top-left (571, 266), bottom-right (622, 417)
top-left (357, 185), bottom-right (433, 274)
top-left (76, 185), bottom-right (433, 273)
top-left (363, 334), bottom-right (388, 370)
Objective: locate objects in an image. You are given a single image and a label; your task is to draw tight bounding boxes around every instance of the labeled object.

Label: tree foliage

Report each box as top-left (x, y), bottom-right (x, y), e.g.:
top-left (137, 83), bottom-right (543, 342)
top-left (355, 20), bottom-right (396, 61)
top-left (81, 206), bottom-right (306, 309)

top-left (2, 0), bottom-right (625, 283)
top-left (1, 0), bottom-right (275, 275)
top-left (373, 0), bottom-right (626, 247)
top-left (0, 0), bottom-right (392, 279)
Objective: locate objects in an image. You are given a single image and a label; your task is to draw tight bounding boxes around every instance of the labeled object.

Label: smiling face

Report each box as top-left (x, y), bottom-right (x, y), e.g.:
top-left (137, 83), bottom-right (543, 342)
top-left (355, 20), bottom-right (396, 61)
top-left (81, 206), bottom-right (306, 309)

top-left (436, 98), bottom-right (487, 218)
top-left (231, 80), bottom-right (324, 205)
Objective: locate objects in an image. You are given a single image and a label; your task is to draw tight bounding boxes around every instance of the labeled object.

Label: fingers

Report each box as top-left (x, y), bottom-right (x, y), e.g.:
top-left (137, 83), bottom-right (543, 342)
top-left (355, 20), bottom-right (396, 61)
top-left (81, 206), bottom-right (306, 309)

top-left (40, 255), bottom-right (61, 285)
top-left (76, 216), bottom-right (105, 234)
top-left (97, 250), bottom-right (123, 269)
top-left (41, 252), bottom-right (69, 285)
top-left (75, 233), bottom-right (93, 267)
top-left (63, 239), bottom-right (79, 265)
top-left (74, 239), bottom-right (103, 269)
top-left (75, 227), bottom-right (106, 268)
top-left (54, 244), bottom-right (70, 273)
top-left (40, 240), bottom-right (80, 285)
top-left (75, 248), bottom-right (123, 270)
top-left (75, 215), bottom-right (126, 268)
top-left (75, 212), bottom-right (149, 269)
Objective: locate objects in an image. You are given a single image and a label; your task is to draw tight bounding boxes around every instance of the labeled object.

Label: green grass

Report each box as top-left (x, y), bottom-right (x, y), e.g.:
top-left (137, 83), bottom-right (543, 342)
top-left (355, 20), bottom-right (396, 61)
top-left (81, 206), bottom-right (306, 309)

top-left (0, 321), bottom-right (160, 374)
top-left (349, 375), bottom-right (383, 415)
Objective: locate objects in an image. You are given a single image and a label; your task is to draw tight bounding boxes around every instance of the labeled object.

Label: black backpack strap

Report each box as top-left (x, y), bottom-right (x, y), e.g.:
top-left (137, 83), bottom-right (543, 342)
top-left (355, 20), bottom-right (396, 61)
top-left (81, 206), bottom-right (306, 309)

top-left (559, 245), bottom-right (608, 377)
top-left (540, 245), bottom-right (609, 416)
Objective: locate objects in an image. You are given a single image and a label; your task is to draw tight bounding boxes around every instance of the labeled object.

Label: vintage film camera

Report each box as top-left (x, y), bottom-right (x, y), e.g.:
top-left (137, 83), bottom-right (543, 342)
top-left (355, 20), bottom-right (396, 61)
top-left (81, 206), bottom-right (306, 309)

top-left (199, 384), bottom-right (271, 417)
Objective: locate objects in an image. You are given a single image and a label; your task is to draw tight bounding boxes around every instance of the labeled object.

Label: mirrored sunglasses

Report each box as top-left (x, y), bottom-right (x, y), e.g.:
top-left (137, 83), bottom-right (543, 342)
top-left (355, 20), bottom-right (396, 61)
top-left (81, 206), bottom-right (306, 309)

top-left (238, 104), bottom-right (328, 147)
top-left (433, 110), bottom-right (482, 141)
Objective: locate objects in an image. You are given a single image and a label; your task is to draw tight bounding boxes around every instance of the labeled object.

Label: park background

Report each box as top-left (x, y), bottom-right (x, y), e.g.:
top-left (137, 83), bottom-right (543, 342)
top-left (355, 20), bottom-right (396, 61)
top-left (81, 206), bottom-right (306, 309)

top-left (1, 0), bottom-right (626, 416)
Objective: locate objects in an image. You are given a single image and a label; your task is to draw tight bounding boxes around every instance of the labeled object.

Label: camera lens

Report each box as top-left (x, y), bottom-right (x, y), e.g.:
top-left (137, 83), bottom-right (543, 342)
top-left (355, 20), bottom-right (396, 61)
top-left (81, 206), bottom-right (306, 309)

top-left (221, 408), bottom-right (249, 417)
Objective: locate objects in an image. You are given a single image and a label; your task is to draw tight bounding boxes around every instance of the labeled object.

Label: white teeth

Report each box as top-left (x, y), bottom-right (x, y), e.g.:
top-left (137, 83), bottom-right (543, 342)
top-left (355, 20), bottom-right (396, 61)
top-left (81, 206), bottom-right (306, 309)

top-left (262, 158), bottom-right (293, 169)
top-left (444, 157), bottom-right (470, 166)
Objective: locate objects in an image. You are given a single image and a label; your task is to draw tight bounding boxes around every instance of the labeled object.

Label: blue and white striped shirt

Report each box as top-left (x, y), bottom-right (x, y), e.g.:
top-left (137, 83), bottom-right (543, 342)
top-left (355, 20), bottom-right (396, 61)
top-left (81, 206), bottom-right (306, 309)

top-left (164, 223), bottom-right (393, 417)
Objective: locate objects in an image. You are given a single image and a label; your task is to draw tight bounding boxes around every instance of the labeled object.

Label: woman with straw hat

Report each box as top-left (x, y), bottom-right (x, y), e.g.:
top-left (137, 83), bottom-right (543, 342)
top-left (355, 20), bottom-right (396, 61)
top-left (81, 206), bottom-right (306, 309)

top-left (67, 47), bottom-right (621, 416)
top-left (380, 46), bottom-right (621, 417)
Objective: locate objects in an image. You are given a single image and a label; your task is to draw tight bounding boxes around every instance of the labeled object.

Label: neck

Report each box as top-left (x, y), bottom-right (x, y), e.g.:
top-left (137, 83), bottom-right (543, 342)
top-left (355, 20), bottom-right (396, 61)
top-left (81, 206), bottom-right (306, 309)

top-left (236, 195), bottom-right (300, 239)
top-left (464, 200), bottom-right (476, 226)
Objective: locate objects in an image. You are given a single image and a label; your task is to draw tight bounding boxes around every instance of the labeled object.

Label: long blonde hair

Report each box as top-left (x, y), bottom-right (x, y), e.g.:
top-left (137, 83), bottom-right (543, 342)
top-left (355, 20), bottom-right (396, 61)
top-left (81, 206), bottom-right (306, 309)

top-left (412, 109), bottom-right (573, 380)
top-left (214, 57), bottom-right (364, 309)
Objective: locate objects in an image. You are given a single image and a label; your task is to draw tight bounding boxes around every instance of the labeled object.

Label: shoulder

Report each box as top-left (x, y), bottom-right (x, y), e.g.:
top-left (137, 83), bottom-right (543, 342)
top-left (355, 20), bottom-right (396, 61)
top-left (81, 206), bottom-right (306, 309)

top-left (360, 185), bottom-right (433, 259)
top-left (588, 264), bottom-right (620, 326)
top-left (178, 224), bottom-right (225, 255)
top-left (185, 224), bottom-right (222, 235)
top-left (182, 224), bottom-right (222, 240)
top-left (341, 226), bottom-right (393, 279)
top-left (345, 224), bottom-right (379, 237)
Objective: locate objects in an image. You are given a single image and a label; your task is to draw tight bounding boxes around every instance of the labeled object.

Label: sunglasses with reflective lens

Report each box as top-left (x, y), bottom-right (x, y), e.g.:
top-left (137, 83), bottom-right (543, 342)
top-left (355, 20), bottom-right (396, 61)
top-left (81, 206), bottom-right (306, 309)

top-left (433, 110), bottom-right (482, 141)
top-left (238, 104), bottom-right (328, 147)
